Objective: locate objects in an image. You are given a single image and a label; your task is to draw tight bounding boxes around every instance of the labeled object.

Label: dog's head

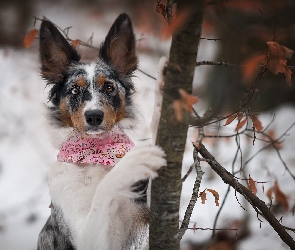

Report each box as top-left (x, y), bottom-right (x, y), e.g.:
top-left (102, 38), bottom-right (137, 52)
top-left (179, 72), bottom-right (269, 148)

top-left (39, 13), bottom-right (137, 134)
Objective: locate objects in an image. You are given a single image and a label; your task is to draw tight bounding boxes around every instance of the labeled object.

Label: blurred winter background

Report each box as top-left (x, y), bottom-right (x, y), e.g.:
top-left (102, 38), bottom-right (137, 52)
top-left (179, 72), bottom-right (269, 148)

top-left (0, 0), bottom-right (295, 249)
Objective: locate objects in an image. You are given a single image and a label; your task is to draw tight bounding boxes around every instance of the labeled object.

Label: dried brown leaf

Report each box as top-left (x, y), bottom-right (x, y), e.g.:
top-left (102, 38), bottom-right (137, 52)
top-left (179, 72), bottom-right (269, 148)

top-left (224, 114), bottom-right (237, 126)
top-left (250, 115), bottom-right (263, 132)
top-left (200, 190), bottom-right (207, 204)
top-left (178, 88), bottom-right (199, 112)
top-left (24, 29), bottom-right (38, 48)
top-left (72, 39), bottom-right (80, 48)
top-left (173, 89), bottom-right (198, 122)
top-left (235, 117), bottom-right (247, 132)
top-left (248, 176), bottom-right (257, 195)
top-left (274, 181), bottom-right (289, 211)
top-left (207, 188), bottom-right (219, 206)
top-left (267, 41), bottom-right (294, 86)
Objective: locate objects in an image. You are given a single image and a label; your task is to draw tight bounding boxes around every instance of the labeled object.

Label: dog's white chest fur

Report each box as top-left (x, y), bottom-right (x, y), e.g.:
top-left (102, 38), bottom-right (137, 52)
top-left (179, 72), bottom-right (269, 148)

top-left (48, 163), bottom-right (107, 229)
top-left (47, 145), bottom-right (165, 250)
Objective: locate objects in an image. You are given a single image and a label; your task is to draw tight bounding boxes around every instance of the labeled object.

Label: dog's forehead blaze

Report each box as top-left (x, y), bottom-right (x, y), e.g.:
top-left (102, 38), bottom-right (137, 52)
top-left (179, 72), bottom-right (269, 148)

top-left (71, 102), bottom-right (87, 132)
top-left (59, 98), bottom-right (73, 127)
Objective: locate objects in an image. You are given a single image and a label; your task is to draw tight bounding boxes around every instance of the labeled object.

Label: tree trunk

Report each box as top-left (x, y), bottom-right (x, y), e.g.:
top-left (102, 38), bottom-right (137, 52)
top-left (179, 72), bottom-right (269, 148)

top-left (149, 1), bottom-right (206, 249)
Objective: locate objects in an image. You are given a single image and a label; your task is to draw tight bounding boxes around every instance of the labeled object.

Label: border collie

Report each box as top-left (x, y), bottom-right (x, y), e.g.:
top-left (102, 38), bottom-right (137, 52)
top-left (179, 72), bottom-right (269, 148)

top-left (37, 13), bottom-right (166, 250)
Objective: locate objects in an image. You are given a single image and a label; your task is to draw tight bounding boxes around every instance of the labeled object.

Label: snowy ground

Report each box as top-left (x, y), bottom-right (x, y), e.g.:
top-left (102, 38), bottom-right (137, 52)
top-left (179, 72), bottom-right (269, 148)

top-left (0, 3), bottom-right (294, 250)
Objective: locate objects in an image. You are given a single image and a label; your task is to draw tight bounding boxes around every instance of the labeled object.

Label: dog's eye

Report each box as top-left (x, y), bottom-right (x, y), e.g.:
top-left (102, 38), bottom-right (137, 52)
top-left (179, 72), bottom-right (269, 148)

top-left (105, 82), bottom-right (115, 93)
top-left (71, 87), bottom-right (80, 95)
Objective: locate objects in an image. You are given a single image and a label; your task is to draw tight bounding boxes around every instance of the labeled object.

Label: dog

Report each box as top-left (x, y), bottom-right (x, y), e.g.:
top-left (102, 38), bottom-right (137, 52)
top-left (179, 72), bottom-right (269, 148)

top-left (37, 13), bottom-right (166, 250)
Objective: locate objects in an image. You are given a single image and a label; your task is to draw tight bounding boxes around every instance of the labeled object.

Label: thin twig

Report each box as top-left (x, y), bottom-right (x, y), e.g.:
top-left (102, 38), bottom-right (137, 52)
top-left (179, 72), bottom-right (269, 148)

top-left (188, 227), bottom-right (238, 232)
top-left (206, 0), bottom-right (235, 6)
top-left (200, 38), bottom-right (223, 41)
top-left (182, 164), bottom-right (194, 182)
top-left (196, 60), bottom-right (240, 67)
top-left (283, 226), bottom-right (295, 233)
top-left (179, 155), bottom-right (204, 239)
top-left (137, 69), bottom-right (157, 80)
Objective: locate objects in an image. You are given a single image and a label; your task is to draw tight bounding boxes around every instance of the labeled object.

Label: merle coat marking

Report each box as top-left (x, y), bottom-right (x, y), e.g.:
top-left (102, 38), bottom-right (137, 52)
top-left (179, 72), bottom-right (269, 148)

top-left (37, 13), bottom-right (166, 250)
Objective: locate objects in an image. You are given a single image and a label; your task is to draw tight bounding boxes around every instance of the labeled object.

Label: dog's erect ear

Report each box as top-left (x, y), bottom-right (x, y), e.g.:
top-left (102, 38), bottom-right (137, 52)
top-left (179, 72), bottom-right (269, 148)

top-left (99, 13), bottom-right (138, 76)
top-left (39, 20), bottom-right (80, 82)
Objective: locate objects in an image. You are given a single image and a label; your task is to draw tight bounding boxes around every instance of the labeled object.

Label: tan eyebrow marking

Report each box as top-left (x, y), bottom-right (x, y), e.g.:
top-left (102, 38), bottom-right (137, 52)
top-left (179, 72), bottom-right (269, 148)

top-left (76, 77), bottom-right (86, 88)
top-left (97, 76), bottom-right (107, 87)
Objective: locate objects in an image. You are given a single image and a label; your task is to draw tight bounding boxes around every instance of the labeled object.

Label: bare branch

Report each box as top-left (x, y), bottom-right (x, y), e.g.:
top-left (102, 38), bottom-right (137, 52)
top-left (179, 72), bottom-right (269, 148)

top-left (179, 155), bottom-right (204, 238)
top-left (196, 60), bottom-right (239, 67)
top-left (206, 0), bottom-right (235, 6)
top-left (194, 142), bottom-right (295, 249)
top-left (137, 69), bottom-right (156, 80)
top-left (182, 164), bottom-right (194, 182)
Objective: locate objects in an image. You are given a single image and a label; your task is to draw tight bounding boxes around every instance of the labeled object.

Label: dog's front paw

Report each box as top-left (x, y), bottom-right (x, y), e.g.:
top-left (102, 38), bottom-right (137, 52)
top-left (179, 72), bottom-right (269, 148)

top-left (109, 145), bottom-right (166, 187)
top-left (127, 145), bottom-right (166, 178)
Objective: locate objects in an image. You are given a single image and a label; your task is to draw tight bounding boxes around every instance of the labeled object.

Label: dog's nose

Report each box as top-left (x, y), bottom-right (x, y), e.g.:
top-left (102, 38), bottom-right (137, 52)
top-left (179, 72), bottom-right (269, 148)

top-left (84, 110), bottom-right (104, 126)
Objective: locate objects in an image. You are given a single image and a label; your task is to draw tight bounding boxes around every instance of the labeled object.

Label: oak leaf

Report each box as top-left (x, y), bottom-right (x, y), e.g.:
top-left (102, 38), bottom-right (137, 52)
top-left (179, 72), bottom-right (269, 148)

top-left (24, 29), bottom-right (38, 48)
top-left (274, 181), bottom-right (289, 211)
top-left (249, 115), bottom-right (263, 132)
top-left (267, 41), bottom-right (294, 86)
top-left (207, 188), bottom-right (219, 206)
top-left (200, 190), bottom-right (207, 204)
top-left (173, 89), bottom-right (199, 122)
top-left (266, 181), bottom-right (289, 211)
top-left (224, 114), bottom-right (237, 126)
top-left (179, 89), bottom-right (199, 112)
top-left (235, 117), bottom-right (247, 132)
top-left (248, 176), bottom-right (257, 195)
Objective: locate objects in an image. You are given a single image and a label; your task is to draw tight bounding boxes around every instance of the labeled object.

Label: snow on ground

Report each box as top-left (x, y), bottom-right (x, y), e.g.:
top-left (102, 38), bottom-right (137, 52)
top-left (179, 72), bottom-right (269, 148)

top-left (0, 3), bottom-right (294, 250)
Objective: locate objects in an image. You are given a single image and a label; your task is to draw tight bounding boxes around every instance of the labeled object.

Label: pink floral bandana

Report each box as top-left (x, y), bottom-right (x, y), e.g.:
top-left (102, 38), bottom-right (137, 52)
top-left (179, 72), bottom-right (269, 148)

top-left (57, 128), bottom-right (134, 166)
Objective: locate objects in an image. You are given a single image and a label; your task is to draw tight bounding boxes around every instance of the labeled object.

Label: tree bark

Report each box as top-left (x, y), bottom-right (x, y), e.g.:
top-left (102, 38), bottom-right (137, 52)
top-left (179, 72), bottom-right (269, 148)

top-left (149, 1), bottom-right (206, 249)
